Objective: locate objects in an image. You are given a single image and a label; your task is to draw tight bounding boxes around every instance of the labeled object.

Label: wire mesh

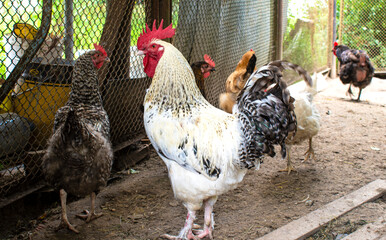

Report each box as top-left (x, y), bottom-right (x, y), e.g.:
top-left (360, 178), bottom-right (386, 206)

top-left (283, 0), bottom-right (330, 75)
top-left (0, 0), bottom-right (284, 198)
top-left (338, 0), bottom-right (385, 71)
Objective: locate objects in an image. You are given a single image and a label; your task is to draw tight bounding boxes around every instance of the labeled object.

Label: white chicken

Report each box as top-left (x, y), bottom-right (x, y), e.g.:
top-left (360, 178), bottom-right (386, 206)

top-left (137, 20), bottom-right (299, 239)
top-left (281, 72), bottom-right (321, 173)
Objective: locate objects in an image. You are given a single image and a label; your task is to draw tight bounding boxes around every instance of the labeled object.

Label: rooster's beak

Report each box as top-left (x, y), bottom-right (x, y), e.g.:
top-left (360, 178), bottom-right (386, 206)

top-left (105, 57), bottom-right (110, 62)
top-left (137, 50), bottom-right (145, 56)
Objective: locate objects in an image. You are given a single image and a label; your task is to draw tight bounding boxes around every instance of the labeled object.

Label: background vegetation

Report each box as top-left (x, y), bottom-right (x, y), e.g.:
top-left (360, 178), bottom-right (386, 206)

top-left (337, 0), bottom-right (386, 69)
top-left (1, 0), bottom-right (384, 81)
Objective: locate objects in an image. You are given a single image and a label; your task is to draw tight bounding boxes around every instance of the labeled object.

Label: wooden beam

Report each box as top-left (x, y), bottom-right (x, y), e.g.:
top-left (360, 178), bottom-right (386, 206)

top-left (257, 179), bottom-right (386, 240)
top-left (341, 216), bottom-right (386, 240)
top-left (327, 0), bottom-right (333, 75)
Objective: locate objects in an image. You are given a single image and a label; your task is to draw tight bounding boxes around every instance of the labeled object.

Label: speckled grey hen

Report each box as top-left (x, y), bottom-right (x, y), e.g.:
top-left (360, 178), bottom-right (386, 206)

top-left (42, 44), bottom-right (112, 233)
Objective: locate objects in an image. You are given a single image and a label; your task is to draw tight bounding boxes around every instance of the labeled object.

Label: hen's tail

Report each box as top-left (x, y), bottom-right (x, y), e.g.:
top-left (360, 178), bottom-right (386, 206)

top-left (236, 61), bottom-right (299, 169)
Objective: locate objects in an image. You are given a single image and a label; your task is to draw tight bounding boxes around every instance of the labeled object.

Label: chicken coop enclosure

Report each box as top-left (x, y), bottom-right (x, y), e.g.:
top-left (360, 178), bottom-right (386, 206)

top-left (0, 0), bottom-right (384, 201)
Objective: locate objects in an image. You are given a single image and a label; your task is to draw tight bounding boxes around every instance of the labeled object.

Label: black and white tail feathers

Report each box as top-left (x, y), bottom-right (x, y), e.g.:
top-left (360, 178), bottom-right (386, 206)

top-left (269, 60), bottom-right (313, 87)
top-left (236, 60), bottom-right (307, 169)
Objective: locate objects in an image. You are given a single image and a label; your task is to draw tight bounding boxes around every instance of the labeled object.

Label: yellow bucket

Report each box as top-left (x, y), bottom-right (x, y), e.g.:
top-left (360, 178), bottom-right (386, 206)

top-left (13, 79), bottom-right (71, 147)
top-left (7, 62), bottom-right (74, 148)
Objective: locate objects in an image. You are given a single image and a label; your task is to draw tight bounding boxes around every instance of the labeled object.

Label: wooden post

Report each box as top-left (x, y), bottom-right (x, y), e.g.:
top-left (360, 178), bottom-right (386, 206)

top-left (339, 0), bottom-right (344, 43)
top-left (327, 0), bottom-right (333, 77)
top-left (148, 0), bottom-right (172, 42)
top-left (276, 0), bottom-right (283, 60)
top-left (328, 0), bottom-right (337, 78)
top-left (331, 0), bottom-right (337, 77)
top-left (98, 0), bottom-right (135, 85)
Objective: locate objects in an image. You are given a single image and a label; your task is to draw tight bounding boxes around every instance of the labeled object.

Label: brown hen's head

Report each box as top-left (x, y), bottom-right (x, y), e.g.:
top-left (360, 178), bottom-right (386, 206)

top-left (91, 43), bottom-right (109, 69)
top-left (236, 49), bottom-right (256, 71)
top-left (137, 20), bottom-right (175, 78)
top-left (202, 54), bottom-right (216, 78)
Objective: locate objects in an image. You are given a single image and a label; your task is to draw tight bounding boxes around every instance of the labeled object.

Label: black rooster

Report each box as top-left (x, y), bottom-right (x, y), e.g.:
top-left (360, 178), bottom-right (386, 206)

top-left (332, 42), bottom-right (374, 101)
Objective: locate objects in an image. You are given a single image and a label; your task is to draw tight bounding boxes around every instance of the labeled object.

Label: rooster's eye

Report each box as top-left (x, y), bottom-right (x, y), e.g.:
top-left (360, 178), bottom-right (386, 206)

top-left (152, 45), bottom-right (156, 48)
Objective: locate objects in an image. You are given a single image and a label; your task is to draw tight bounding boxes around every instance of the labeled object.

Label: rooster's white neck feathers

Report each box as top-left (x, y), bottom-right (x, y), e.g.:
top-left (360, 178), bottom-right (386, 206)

top-left (144, 40), bottom-right (207, 114)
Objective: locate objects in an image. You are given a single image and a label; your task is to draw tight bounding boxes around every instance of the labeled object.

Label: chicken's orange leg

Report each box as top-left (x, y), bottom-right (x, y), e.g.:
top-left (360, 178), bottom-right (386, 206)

top-left (303, 137), bottom-right (315, 162)
top-left (279, 145), bottom-right (296, 174)
top-left (161, 210), bottom-right (197, 240)
top-left (76, 192), bottom-right (103, 222)
top-left (57, 189), bottom-right (79, 233)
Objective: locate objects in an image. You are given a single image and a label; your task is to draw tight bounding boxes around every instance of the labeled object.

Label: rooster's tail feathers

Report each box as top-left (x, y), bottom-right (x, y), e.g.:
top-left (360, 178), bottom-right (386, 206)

top-left (268, 60), bottom-right (312, 87)
top-left (235, 64), bottom-right (297, 169)
top-left (238, 63), bottom-right (293, 108)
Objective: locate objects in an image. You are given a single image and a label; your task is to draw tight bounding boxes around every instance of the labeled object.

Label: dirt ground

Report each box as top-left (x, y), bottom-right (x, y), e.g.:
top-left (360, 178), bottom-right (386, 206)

top-left (9, 77), bottom-right (386, 240)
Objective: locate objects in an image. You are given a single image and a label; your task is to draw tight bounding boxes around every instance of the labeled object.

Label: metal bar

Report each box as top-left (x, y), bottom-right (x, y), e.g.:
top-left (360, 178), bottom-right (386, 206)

top-left (0, 0), bottom-right (52, 104)
top-left (64, 0), bottom-right (74, 61)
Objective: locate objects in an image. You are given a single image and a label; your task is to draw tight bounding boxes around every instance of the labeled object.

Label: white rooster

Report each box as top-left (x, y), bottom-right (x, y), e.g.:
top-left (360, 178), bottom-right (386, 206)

top-left (137, 20), bottom-right (299, 239)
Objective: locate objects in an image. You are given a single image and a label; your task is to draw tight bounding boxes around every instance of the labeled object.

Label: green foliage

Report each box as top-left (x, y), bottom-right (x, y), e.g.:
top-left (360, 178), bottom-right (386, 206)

top-left (283, 0), bottom-right (328, 73)
top-left (131, 3), bottom-right (146, 46)
top-left (0, 0), bottom-right (180, 81)
top-left (337, 0), bottom-right (385, 69)
top-left (0, 0), bottom-right (108, 80)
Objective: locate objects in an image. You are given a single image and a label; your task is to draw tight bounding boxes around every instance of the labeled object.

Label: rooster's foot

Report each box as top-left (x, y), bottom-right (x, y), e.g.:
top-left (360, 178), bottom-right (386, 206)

top-left (76, 210), bottom-right (103, 223)
top-left (279, 165), bottom-right (296, 174)
top-left (303, 148), bottom-right (315, 162)
top-left (160, 231), bottom-right (198, 240)
top-left (56, 219), bottom-right (79, 234)
top-left (192, 226), bottom-right (214, 239)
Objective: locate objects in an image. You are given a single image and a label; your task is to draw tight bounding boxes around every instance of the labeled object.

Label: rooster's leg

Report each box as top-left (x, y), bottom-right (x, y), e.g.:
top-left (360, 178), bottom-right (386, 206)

top-left (356, 88), bottom-right (363, 101)
top-left (346, 84), bottom-right (354, 98)
top-left (76, 192), bottom-right (103, 222)
top-left (193, 197), bottom-right (217, 239)
top-left (279, 145), bottom-right (296, 174)
top-left (303, 138), bottom-right (315, 162)
top-left (161, 210), bottom-right (198, 240)
top-left (57, 189), bottom-right (79, 233)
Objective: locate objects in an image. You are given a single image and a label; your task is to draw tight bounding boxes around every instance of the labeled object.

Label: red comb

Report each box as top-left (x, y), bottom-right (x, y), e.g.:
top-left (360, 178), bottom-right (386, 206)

top-left (333, 41), bottom-right (338, 47)
top-left (250, 49), bottom-right (253, 51)
top-left (137, 19), bottom-right (175, 49)
top-left (93, 43), bottom-right (107, 57)
top-left (204, 54), bottom-right (215, 67)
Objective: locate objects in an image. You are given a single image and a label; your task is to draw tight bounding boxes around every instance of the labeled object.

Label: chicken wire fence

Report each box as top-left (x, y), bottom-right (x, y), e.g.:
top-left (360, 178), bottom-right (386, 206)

top-left (283, 0), bottom-right (330, 74)
top-left (0, 0), bottom-right (286, 199)
top-left (338, 0), bottom-right (386, 71)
